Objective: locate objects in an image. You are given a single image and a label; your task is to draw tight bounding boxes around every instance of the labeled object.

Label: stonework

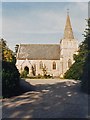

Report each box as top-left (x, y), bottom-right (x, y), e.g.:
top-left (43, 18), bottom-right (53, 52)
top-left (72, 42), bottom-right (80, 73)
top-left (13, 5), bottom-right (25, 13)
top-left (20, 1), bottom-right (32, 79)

top-left (16, 13), bottom-right (78, 78)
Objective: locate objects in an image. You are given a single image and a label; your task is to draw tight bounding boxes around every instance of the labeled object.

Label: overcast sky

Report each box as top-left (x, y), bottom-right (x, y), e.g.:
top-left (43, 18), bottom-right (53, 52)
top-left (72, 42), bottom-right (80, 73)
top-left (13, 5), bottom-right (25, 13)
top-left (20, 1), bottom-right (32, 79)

top-left (1, 2), bottom-right (88, 51)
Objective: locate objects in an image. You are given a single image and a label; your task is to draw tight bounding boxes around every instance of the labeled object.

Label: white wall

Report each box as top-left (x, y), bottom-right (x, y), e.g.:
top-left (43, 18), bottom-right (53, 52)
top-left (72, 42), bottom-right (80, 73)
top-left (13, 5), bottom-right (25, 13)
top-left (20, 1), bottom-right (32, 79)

top-left (16, 59), bottom-right (63, 77)
top-left (60, 39), bottom-right (78, 74)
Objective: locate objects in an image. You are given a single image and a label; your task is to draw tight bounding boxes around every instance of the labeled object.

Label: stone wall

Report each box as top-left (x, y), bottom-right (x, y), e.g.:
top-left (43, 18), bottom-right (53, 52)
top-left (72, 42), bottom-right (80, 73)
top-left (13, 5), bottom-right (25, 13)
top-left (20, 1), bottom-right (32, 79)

top-left (60, 39), bottom-right (78, 74)
top-left (16, 59), bottom-right (63, 77)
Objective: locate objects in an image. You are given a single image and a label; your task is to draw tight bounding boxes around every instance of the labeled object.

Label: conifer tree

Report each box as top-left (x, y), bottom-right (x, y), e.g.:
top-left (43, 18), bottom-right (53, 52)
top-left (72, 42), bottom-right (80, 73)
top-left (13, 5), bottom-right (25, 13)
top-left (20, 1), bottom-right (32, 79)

top-left (64, 19), bottom-right (89, 82)
top-left (81, 18), bottom-right (90, 94)
top-left (0, 38), bottom-right (20, 98)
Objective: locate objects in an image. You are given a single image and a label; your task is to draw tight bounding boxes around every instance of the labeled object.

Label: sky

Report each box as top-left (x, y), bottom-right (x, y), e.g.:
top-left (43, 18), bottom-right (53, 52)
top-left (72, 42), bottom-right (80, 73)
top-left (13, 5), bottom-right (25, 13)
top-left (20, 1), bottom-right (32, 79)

top-left (1, 2), bottom-right (88, 51)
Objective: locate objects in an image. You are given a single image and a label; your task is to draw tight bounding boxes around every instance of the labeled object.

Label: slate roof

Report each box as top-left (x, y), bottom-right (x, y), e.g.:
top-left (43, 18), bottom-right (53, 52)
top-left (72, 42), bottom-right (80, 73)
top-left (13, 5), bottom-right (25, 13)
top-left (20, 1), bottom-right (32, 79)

top-left (17, 44), bottom-right (60, 60)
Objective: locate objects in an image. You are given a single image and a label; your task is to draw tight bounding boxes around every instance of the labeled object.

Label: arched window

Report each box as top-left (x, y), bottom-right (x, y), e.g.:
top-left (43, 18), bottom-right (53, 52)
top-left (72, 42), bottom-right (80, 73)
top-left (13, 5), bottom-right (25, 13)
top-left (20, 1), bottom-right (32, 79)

top-left (68, 59), bottom-right (72, 68)
top-left (53, 61), bottom-right (56, 70)
top-left (24, 66), bottom-right (29, 74)
top-left (33, 64), bottom-right (36, 71)
top-left (40, 61), bottom-right (43, 69)
top-left (32, 64), bottom-right (36, 76)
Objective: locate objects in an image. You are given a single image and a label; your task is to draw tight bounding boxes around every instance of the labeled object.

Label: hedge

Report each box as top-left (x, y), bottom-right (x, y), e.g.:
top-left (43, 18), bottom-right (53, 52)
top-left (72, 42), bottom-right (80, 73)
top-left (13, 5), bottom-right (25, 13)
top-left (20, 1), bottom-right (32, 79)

top-left (2, 61), bottom-right (20, 98)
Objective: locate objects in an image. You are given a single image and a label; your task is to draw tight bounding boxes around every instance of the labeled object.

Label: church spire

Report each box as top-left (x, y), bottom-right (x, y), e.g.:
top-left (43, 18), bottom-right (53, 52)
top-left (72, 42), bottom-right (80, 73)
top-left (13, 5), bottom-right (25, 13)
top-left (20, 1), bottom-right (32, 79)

top-left (63, 9), bottom-right (74, 39)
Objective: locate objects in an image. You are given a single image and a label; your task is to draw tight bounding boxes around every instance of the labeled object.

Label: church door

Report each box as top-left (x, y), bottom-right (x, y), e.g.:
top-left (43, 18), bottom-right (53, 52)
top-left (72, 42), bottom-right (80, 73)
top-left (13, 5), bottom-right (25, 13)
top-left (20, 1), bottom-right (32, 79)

top-left (24, 66), bottom-right (29, 75)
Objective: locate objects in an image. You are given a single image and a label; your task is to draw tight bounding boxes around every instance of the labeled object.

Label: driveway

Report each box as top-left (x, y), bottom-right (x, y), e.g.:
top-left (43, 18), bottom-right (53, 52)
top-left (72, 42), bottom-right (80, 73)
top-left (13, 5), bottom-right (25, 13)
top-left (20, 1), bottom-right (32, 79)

top-left (2, 79), bottom-right (89, 118)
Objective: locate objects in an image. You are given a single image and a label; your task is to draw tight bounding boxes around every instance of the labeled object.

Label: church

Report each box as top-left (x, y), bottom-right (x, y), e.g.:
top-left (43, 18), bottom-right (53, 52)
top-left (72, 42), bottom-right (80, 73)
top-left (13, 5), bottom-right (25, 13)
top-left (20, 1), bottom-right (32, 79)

top-left (16, 12), bottom-right (78, 78)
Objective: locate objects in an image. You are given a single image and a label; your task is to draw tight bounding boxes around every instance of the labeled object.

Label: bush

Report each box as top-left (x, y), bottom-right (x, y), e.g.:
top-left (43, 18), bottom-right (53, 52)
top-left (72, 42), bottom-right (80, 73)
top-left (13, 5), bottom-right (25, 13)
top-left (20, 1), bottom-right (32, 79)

top-left (81, 18), bottom-right (90, 94)
top-left (37, 74), bottom-right (42, 79)
top-left (20, 70), bottom-right (28, 78)
top-left (64, 61), bottom-right (84, 80)
top-left (37, 74), bottom-right (53, 79)
top-left (44, 74), bottom-right (53, 79)
top-left (2, 61), bottom-right (20, 98)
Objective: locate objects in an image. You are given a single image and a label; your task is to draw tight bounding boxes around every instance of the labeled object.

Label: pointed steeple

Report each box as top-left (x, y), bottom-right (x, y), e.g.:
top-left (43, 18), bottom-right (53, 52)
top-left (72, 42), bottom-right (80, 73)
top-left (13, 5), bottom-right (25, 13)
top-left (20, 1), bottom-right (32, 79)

top-left (64, 9), bottom-right (74, 40)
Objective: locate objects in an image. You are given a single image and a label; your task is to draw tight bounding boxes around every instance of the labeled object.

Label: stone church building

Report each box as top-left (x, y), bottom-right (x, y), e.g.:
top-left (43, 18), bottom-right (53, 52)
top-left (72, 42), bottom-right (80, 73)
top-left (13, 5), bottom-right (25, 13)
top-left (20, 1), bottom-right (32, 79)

top-left (16, 12), bottom-right (78, 78)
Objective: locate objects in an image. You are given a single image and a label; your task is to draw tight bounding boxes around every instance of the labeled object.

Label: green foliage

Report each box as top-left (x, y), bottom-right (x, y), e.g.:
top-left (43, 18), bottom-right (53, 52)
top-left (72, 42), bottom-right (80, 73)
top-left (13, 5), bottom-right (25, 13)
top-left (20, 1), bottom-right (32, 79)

top-left (81, 18), bottom-right (90, 94)
top-left (0, 38), bottom-right (15, 63)
top-left (64, 44), bottom-right (86, 80)
top-left (3, 49), bottom-right (15, 63)
top-left (20, 70), bottom-right (28, 78)
top-left (15, 44), bottom-right (19, 53)
top-left (64, 61), bottom-right (84, 80)
top-left (81, 54), bottom-right (89, 94)
top-left (2, 61), bottom-right (20, 98)
top-left (37, 74), bottom-right (42, 79)
top-left (1, 38), bottom-right (20, 98)
top-left (0, 38), bottom-right (7, 49)
top-left (41, 74), bottom-right (53, 79)
top-left (64, 19), bottom-right (89, 81)
top-left (42, 65), bottom-right (47, 77)
top-left (64, 18), bottom-right (90, 94)
top-left (41, 65), bottom-right (53, 78)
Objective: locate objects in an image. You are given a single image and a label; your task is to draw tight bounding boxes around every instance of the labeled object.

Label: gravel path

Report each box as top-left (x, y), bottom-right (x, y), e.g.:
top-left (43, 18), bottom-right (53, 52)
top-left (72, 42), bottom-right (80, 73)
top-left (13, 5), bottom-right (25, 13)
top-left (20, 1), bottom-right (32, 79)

top-left (2, 79), bottom-right (89, 118)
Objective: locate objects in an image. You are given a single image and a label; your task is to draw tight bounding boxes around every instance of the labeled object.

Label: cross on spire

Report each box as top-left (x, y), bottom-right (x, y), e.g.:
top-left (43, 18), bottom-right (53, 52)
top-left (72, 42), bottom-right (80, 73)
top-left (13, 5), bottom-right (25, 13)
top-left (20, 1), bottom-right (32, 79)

top-left (67, 8), bottom-right (69, 15)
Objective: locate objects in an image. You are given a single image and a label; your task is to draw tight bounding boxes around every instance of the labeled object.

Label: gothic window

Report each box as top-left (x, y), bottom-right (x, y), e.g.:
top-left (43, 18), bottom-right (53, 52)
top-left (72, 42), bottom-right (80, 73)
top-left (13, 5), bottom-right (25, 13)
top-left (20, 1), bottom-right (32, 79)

top-left (68, 59), bottom-right (72, 68)
top-left (40, 61), bottom-right (43, 69)
top-left (53, 61), bottom-right (56, 70)
top-left (32, 64), bottom-right (36, 76)
top-left (33, 64), bottom-right (36, 71)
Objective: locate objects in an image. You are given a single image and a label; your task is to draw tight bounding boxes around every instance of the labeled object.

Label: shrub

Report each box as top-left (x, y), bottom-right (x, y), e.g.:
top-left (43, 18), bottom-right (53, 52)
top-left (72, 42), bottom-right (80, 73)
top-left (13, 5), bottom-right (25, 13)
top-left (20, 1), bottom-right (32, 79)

top-left (81, 18), bottom-right (90, 94)
top-left (64, 61), bottom-right (84, 80)
top-left (44, 74), bottom-right (53, 79)
top-left (2, 61), bottom-right (20, 98)
top-left (37, 74), bottom-right (42, 78)
top-left (20, 70), bottom-right (28, 78)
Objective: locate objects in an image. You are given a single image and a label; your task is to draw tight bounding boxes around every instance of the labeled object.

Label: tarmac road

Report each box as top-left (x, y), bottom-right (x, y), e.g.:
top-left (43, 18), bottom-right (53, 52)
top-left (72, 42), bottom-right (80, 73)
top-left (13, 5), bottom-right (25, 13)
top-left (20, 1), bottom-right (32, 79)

top-left (2, 79), bottom-right (89, 118)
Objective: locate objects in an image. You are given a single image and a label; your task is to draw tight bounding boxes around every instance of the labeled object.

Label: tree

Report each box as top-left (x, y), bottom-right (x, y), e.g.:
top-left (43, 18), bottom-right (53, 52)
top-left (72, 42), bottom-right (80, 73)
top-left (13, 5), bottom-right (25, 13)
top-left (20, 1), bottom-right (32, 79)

top-left (0, 38), bottom-right (20, 98)
top-left (64, 18), bottom-right (90, 94)
top-left (0, 38), bottom-right (7, 48)
top-left (15, 44), bottom-right (19, 54)
top-left (0, 38), bottom-right (15, 63)
top-left (64, 19), bottom-right (88, 81)
top-left (2, 61), bottom-right (20, 98)
top-left (81, 18), bottom-right (90, 94)
top-left (42, 64), bottom-right (47, 77)
top-left (64, 41), bottom-right (87, 80)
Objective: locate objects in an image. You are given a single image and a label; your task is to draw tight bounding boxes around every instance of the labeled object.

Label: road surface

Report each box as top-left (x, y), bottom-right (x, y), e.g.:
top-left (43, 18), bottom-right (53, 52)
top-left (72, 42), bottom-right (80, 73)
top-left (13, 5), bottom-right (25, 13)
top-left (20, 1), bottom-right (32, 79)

top-left (2, 79), bottom-right (89, 118)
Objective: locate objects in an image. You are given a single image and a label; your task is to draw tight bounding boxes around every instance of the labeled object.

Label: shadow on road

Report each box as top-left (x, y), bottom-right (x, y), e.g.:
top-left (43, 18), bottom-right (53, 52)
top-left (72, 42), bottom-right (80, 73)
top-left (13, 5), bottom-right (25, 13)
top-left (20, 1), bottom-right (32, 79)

top-left (2, 79), bottom-right (88, 118)
top-left (20, 78), bottom-right (36, 92)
